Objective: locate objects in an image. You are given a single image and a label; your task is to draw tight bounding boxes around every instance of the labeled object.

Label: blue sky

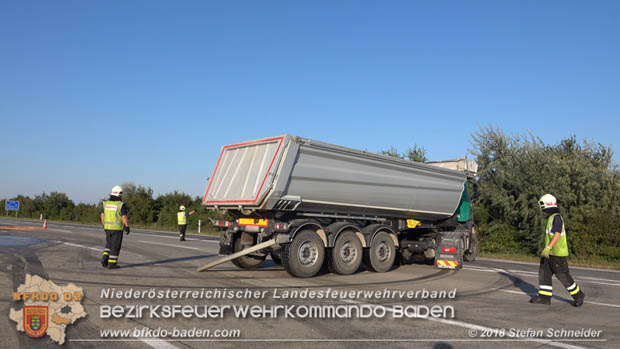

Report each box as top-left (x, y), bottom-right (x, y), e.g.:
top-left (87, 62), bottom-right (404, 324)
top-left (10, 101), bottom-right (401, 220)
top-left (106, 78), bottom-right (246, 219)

top-left (1, 1), bottom-right (619, 203)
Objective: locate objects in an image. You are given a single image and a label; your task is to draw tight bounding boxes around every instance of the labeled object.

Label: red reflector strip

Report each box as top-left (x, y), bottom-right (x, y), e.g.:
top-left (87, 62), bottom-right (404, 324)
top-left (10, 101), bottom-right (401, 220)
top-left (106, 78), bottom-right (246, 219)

top-left (441, 247), bottom-right (457, 253)
top-left (214, 220), bottom-right (233, 227)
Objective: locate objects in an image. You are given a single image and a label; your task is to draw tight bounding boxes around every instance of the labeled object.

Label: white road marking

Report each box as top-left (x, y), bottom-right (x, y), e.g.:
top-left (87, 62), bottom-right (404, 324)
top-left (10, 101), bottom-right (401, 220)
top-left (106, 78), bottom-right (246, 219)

top-left (423, 317), bottom-right (591, 349)
top-left (70, 338), bottom-right (604, 343)
top-left (49, 228), bottom-right (73, 233)
top-left (131, 232), bottom-right (218, 243)
top-left (61, 241), bottom-right (100, 252)
top-left (341, 299), bottom-right (592, 349)
top-left (499, 289), bottom-right (620, 308)
top-left (477, 257), bottom-right (620, 273)
top-left (497, 267), bottom-right (620, 283)
top-left (139, 240), bottom-right (208, 251)
top-left (463, 267), bottom-right (620, 287)
top-left (138, 338), bottom-right (180, 349)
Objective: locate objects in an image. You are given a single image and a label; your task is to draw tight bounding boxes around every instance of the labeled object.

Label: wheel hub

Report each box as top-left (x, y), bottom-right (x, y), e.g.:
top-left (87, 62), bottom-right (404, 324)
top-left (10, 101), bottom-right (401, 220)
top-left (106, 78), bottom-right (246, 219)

top-left (340, 241), bottom-right (357, 264)
top-left (376, 241), bottom-right (390, 262)
top-left (298, 241), bottom-right (318, 266)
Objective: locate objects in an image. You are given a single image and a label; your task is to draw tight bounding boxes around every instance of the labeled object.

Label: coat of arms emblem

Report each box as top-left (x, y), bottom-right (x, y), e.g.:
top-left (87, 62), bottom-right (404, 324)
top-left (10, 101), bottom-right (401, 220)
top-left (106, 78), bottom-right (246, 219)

top-left (23, 306), bottom-right (48, 337)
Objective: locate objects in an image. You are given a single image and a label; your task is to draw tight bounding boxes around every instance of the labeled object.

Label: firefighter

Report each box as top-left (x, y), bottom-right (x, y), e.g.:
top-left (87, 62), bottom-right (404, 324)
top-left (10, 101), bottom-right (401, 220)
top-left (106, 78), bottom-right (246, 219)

top-left (177, 205), bottom-right (196, 241)
top-left (530, 194), bottom-right (585, 306)
top-left (100, 186), bottom-right (130, 269)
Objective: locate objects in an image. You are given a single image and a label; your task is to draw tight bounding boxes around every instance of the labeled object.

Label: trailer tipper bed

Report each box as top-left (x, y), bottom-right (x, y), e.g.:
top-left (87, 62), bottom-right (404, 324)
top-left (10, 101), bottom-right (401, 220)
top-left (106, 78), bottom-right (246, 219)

top-left (199, 135), bottom-right (478, 277)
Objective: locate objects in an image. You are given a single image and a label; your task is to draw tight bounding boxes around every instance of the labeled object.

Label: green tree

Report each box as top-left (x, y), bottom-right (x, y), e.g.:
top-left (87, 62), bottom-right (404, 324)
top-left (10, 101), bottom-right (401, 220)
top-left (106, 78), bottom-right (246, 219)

top-left (406, 145), bottom-right (428, 162)
top-left (43, 192), bottom-right (75, 220)
top-left (154, 191), bottom-right (194, 227)
top-left (121, 182), bottom-right (155, 225)
top-left (471, 126), bottom-right (620, 260)
top-left (73, 203), bottom-right (101, 223)
top-left (379, 146), bottom-right (402, 159)
top-left (380, 144), bottom-right (428, 162)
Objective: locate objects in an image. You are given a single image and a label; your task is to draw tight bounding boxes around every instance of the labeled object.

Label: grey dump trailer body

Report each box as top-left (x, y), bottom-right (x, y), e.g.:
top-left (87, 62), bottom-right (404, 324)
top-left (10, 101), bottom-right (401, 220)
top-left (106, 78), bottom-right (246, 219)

top-left (200, 135), bottom-right (477, 277)
top-left (203, 135), bottom-right (467, 221)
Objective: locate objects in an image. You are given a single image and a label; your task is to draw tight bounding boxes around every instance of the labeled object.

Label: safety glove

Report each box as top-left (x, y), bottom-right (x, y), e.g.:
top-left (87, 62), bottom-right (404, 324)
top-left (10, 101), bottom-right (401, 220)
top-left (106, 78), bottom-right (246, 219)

top-left (541, 246), bottom-right (551, 259)
top-left (124, 226), bottom-right (131, 235)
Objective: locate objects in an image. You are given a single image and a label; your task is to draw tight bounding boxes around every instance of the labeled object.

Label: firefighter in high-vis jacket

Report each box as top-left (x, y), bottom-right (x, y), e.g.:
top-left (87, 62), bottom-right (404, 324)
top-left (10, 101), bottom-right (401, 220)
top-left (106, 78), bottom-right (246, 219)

top-left (100, 186), bottom-right (130, 269)
top-left (177, 205), bottom-right (195, 241)
top-left (530, 194), bottom-right (585, 306)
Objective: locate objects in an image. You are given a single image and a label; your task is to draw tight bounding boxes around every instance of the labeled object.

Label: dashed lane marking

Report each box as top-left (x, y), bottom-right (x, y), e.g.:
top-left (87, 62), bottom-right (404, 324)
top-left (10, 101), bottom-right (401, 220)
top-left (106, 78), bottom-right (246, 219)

top-left (477, 257), bottom-right (620, 274)
top-left (499, 289), bottom-right (620, 309)
top-left (61, 242), bottom-right (100, 252)
top-left (49, 228), bottom-right (73, 233)
top-left (463, 267), bottom-right (620, 287)
top-left (131, 232), bottom-right (218, 243)
top-left (138, 240), bottom-right (209, 251)
top-left (341, 299), bottom-right (593, 349)
top-left (138, 338), bottom-right (180, 349)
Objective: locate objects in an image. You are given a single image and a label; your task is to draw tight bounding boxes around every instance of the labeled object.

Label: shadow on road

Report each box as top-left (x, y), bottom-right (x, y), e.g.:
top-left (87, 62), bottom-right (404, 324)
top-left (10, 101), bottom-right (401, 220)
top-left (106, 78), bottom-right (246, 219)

top-left (498, 271), bottom-right (573, 305)
top-left (120, 254), bottom-right (216, 268)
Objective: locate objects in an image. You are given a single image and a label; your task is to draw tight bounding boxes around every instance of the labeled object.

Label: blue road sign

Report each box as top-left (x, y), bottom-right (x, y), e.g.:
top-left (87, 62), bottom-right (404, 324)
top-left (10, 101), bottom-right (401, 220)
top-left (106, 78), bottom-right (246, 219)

top-left (5, 201), bottom-right (19, 211)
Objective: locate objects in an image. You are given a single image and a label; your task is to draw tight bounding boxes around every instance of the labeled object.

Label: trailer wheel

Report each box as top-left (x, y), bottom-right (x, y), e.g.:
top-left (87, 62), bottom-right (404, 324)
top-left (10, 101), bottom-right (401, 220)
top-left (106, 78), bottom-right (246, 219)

top-left (328, 230), bottom-right (362, 275)
top-left (231, 238), bottom-right (266, 269)
top-left (463, 231), bottom-right (479, 262)
top-left (281, 229), bottom-right (325, 278)
top-left (363, 231), bottom-right (396, 273)
top-left (270, 252), bottom-right (282, 265)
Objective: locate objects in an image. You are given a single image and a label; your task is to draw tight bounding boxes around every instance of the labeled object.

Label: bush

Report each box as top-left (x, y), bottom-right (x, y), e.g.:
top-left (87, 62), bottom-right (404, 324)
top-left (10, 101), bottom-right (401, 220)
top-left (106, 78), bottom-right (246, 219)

top-left (471, 126), bottom-right (620, 262)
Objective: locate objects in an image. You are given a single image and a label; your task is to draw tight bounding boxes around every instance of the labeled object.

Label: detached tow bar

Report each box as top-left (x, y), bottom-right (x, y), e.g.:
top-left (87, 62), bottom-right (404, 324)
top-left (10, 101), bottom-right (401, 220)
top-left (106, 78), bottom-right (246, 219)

top-left (196, 239), bottom-right (277, 272)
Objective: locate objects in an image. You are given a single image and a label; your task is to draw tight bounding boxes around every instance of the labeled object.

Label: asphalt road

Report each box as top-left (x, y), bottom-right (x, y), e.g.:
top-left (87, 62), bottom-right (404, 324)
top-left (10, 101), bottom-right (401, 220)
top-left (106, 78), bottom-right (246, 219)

top-left (1, 218), bottom-right (619, 349)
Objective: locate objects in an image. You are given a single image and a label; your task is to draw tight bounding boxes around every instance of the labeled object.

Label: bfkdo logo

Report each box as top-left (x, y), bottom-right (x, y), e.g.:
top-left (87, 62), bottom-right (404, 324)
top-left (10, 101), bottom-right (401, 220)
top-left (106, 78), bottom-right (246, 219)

top-left (23, 305), bottom-right (49, 337)
top-left (10, 274), bottom-right (87, 345)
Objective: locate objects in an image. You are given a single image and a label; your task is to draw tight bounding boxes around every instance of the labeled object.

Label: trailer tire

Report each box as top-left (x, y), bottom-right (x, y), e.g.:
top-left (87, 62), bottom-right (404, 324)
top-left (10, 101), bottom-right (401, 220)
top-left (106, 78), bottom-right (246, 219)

top-left (363, 231), bottom-right (396, 273)
top-left (463, 231), bottom-right (479, 262)
top-left (270, 252), bottom-right (282, 265)
top-left (231, 238), bottom-right (266, 269)
top-left (328, 230), bottom-right (362, 275)
top-left (281, 229), bottom-right (325, 278)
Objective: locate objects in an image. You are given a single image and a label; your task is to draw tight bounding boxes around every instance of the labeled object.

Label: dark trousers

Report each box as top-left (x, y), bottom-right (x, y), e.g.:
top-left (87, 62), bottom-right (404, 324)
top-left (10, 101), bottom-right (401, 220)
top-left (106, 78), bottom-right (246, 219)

top-left (102, 229), bottom-right (124, 265)
top-left (538, 255), bottom-right (583, 300)
top-left (178, 224), bottom-right (187, 239)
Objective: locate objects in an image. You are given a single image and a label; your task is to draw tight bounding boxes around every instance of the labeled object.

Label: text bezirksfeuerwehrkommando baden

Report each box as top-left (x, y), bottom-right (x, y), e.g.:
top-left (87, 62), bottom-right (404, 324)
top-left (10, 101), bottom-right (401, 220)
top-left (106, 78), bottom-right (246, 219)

top-left (100, 303), bottom-right (455, 319)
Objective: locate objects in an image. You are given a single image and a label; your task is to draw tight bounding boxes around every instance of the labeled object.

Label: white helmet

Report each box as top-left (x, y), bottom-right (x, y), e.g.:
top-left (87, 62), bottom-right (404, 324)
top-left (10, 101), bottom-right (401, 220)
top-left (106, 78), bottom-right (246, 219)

top-left (110, 185), bottom-right (123, 197)
top-left (179, 205), bottom-right (186, 211)
top-left (538, 194), bottom-right (557, 209)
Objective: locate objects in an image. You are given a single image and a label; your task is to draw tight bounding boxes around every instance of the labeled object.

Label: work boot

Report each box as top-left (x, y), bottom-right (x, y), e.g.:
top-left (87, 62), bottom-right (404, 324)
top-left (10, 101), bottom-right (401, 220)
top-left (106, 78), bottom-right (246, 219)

top-left (573, 292), bottom-right (585, 307)
top-left (107, 264), bottom-right (120, 270)
top-left (101, 257), bottom-right (108, 268)
top-left (529, 296), bottom-right (550, 305)
top-left (180, 237), bottom-right (186, 241)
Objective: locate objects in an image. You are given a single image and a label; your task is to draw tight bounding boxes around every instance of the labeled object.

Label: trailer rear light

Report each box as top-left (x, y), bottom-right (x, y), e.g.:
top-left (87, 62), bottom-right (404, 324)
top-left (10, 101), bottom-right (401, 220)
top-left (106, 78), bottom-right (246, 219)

top-left (214, 220), bottom-right (233, 227)
top-left (274, 223), bottom-right (288, 231)
top-left (441, 247), bottom-right (457, 253)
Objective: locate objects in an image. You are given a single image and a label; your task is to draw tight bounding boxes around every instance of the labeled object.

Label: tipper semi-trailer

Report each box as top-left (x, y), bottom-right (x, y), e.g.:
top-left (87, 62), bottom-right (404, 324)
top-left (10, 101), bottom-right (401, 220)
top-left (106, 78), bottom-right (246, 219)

top-left (198, 135), bottom-right (479, 277)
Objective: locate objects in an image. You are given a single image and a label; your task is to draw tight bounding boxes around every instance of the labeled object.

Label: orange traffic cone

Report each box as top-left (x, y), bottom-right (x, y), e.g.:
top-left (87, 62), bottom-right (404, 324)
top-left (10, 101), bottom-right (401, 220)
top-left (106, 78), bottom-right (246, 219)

top-left (42, 219), bottom-right (47, 230)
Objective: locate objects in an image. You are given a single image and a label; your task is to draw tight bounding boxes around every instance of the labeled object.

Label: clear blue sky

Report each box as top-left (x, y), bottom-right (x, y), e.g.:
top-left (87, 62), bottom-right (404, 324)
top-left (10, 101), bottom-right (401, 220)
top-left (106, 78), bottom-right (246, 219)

top-left (1, 1), bottom-right (619, 203)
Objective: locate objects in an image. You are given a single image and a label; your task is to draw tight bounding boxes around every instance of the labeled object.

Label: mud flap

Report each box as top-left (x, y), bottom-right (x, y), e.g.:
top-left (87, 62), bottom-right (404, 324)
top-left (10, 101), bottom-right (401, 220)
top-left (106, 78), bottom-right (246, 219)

top-left (435, 232), bottom-right (463, 270)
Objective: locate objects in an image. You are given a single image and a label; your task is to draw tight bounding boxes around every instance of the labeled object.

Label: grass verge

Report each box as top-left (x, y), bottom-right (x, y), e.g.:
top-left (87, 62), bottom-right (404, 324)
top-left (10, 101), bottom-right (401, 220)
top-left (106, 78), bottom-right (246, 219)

top-left (480, 252), bottom-right (620, 270)
top-left (0, 215), bottom-right (220, 236)
top-left (3, 215), bottom-right (619, 270)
